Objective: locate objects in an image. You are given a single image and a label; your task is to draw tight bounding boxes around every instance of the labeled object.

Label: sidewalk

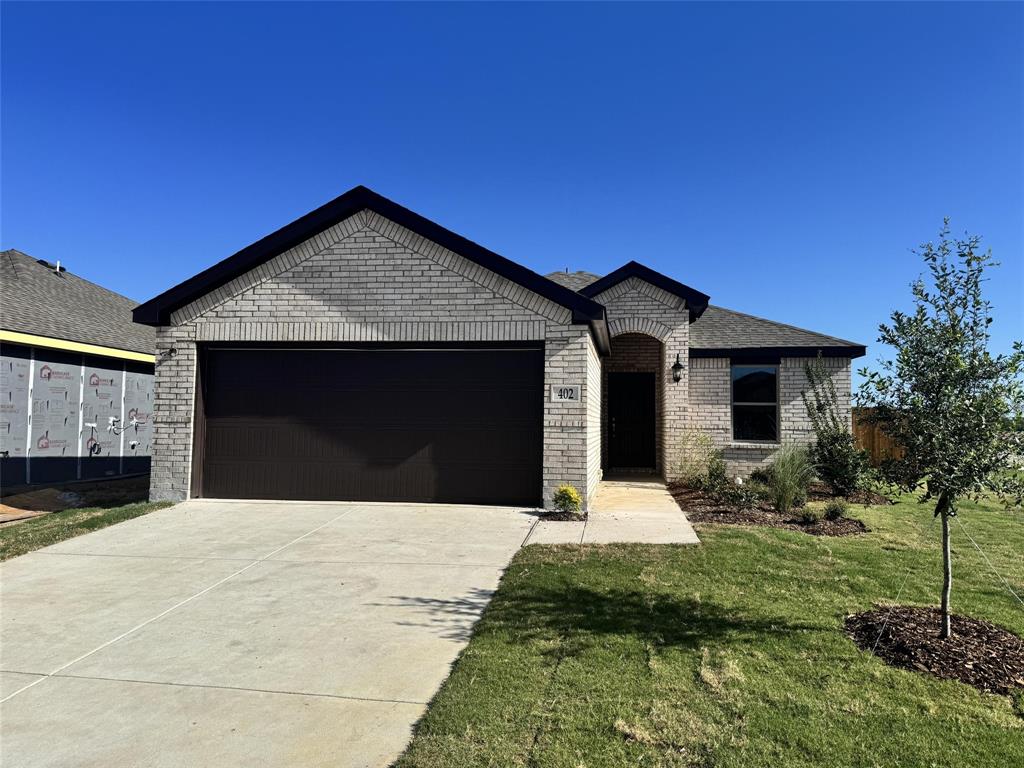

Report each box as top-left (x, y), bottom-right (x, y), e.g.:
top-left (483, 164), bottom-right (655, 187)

top-left (524, 476), bottom-right (700, 545)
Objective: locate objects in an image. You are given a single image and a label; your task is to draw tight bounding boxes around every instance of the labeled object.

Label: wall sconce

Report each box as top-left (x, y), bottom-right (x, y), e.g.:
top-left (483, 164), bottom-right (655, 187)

top-left (671, 353), bottom-right (683, 383)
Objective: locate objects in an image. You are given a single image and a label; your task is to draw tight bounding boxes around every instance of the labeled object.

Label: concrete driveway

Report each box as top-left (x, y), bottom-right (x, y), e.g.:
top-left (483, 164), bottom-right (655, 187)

top-left (0, 499), bottom-right (536, 767)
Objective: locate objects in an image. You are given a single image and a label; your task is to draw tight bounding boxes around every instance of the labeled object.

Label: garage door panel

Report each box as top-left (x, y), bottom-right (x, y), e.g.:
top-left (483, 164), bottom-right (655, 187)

top-left (199, 347), bottom-right (543, 505)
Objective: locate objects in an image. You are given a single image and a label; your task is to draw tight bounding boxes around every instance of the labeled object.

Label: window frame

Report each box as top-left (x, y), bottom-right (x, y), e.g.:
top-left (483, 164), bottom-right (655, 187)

top-left (730, 363), bottom-right (780, 443)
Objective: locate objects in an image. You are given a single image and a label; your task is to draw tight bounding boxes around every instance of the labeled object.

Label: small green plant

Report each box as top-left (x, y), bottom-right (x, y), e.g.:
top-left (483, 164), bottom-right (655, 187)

top-left (552, 484), bottom-right (583, 517)
top-left (705, 451), bottom-right (728, 491)
top-left (767, 445), bottom-right (814, 514)
top-left (797, 506), bottom-right (823, 524)
top-left (823, 498), bottom-right (849, 521)
top-left (677, 429), bottom-right (718, 486)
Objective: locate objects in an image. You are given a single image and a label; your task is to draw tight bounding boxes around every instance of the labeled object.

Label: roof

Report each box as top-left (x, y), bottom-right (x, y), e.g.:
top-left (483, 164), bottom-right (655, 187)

top-left (545, 270), bottom-right (602, 292)
top-left (133, 185), bottom-right (610, 355)
top-left (1, 249), bottom-right (155, 355)
top-left (579, 261), bottom-right (711, 322)
top-left (689, 304), bottom-right (866, 359)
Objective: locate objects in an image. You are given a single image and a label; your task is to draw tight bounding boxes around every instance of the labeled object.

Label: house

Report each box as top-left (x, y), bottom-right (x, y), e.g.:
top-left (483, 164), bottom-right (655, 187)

top-left (0, 249), bottom-right (156, 487)
top-left (132, 186), bottom-right (865, 508)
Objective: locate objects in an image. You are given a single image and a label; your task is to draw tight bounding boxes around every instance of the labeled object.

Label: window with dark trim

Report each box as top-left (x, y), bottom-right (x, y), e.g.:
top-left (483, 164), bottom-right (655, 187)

top-left (731, 364), bottom-right (778, 442)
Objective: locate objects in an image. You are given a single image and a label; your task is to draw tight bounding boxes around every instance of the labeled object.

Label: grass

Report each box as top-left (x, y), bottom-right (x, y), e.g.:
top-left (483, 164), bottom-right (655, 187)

top-left (0, 500), bottom-right (171, 561)
top-left (396, 494), bottom-right (1024, 767)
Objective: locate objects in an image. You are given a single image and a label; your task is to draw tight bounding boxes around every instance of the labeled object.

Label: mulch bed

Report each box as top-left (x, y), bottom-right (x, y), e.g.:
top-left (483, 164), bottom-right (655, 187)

top-left (538, 510), bottom-right (586, 522)
top-left (807, 481), bottom-right (892, 506)
top-left (845, 606), bottom-right (1024, 696)
top-left (669, 484), bottom-right (869, 537)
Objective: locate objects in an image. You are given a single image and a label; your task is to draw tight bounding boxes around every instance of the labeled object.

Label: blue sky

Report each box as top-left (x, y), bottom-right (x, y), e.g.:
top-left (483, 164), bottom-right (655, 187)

top-left (3, 2), bottom-right (1021, 381)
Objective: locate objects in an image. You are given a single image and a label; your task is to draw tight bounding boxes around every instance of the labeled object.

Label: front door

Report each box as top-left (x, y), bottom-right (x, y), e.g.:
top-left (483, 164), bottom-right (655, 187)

top-left (608, 372), bottom-right (656, 469)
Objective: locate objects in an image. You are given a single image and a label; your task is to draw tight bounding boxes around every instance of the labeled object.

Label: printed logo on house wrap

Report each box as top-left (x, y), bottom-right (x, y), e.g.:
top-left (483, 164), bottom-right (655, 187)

top-left (38, 365), bottom-right (72, 381)
top-left (89, 372), bottom-right (115, 386)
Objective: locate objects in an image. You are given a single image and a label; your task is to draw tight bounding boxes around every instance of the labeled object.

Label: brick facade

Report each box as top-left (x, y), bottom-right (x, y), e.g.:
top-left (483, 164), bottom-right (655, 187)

top-left (687, 356), bottom-right (852, 476)
top-left (590, 278), bottom-right (689, 479)
top-left (150, 209), bottom-right (601, 508)
top-left (147, 205), bottom-right (855, 506)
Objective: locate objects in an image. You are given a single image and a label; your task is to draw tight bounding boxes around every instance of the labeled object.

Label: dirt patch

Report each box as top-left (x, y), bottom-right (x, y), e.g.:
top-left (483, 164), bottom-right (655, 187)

top-left (0, 475), bottom-right (150, 521)
top-left (669, 484), bottom-right (869, 537)
top-left (845, 606), bottom-right (1024, 696)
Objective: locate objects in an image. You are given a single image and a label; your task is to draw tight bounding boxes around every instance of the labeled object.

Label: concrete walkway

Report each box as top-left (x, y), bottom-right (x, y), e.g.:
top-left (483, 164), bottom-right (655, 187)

top-left (525, 476), bottom-right (700, 545)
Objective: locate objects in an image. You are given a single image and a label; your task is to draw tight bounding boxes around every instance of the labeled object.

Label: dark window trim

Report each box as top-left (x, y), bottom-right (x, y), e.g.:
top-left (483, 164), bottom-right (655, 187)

top-left (731, 363), bottom-right (780, 443)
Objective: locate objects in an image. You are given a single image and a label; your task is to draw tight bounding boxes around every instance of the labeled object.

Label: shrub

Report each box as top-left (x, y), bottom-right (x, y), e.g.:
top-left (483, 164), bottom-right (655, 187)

top-left (719, 479), bottom-right (766, 509)
top-left (676, 429), bottom-right (718, 487)
top-left (802, 355), bottom-right (869, 496)
top-left (767, 445), bottom-right (814, 514)
top-left (797, 506), bottom-right (823, 524)
top-left (552, 484), bottom-right (583, 517)
top-left (823, 498), bottom-right (849, 521)
top-left (809, 430), bottom-right (870, 497)
top-left (705, 451), bottom-right (728, 491)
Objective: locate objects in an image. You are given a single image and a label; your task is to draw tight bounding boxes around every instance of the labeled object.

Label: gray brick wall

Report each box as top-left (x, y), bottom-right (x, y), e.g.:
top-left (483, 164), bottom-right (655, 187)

top-left (150, 210), bottom-right (596, 507)
top-left (686, 356), bottom-right (852, 476)
top-left (591, 277), bottom-right (690, 480)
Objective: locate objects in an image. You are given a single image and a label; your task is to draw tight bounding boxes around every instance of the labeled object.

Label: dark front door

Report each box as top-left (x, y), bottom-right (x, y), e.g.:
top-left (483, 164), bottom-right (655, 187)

top-left (608, 372), bottom-right (656, 469)
top-left (195, 345), bottom-right (543, 506)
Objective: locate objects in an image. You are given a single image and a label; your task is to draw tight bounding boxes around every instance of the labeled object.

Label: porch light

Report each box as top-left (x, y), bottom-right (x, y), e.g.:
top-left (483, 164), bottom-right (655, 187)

top-left (671, 354), bottom-right (683, 383)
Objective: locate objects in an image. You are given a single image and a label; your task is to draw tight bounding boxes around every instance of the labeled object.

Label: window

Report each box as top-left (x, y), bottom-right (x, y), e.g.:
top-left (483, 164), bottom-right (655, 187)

top-left (731, 364), bottom-right (778, 442)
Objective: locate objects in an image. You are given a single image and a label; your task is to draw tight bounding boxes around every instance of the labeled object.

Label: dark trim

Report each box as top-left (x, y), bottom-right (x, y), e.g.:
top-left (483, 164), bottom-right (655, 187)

top-left (579, 260), bottom-right (711, 322)
top-left (132, 185), bottom-right (610, 355)
top-left (690, 345), bottom-right (867, 362)
top-left (198, 340), bottom-right (545, 352)
top-left (189, 347), bottom-right (206, 499)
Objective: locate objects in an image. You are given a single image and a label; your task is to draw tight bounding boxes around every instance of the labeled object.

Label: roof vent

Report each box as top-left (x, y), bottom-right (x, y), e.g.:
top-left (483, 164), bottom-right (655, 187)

top-left (36, 258), bottom-right (66, 273)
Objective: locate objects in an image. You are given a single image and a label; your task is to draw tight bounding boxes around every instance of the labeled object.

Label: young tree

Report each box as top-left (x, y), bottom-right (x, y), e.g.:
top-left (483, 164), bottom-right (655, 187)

top-left (858, 220), bottom-right (1024, 638)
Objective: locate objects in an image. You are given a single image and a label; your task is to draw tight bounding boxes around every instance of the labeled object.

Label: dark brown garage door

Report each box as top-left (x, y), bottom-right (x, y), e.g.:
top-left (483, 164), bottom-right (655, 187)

top-left (194, 345), bottom-right (543, 506)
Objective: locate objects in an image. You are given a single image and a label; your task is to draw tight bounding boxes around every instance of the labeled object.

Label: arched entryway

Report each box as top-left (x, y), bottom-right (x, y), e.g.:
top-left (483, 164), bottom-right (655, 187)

top-left (602, 332), bottom-right (664, 475)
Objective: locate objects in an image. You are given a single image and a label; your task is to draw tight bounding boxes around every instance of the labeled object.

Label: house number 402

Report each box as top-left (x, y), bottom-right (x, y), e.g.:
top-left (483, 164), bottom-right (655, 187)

top-left (551, 385), bottom-right (580, 402)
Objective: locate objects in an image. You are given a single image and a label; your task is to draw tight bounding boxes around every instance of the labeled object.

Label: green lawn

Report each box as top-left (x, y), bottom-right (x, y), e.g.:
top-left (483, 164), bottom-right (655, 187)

top-left (0, 500), bottom-right (171, 561)
top-left (397, 496), bottom-right (1024, 767)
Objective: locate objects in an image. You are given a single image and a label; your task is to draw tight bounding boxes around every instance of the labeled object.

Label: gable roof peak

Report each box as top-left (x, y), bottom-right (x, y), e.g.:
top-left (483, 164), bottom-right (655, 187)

top-left (580, 260), bottom-right (710, 322)
top-left (131, 185), bottom-right (610, 354)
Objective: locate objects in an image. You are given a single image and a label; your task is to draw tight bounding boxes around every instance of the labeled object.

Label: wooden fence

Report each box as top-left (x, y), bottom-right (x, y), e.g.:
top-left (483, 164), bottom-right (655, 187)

top-left (852, 408), bottom-right (904, 466)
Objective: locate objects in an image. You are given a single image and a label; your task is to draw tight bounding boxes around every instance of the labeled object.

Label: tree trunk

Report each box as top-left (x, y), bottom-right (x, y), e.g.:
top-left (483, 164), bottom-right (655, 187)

top-left (937, 493), bottom-right (952, 639)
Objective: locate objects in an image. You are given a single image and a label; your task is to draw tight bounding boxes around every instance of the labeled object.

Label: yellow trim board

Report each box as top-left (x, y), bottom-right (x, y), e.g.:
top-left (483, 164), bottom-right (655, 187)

top-left (0, 330), bottom-right (155, 364)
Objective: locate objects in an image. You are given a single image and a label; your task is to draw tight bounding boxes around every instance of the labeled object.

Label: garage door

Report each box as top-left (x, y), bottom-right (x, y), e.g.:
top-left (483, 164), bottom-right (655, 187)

top-left (195, 346), bottom-right (543, 506)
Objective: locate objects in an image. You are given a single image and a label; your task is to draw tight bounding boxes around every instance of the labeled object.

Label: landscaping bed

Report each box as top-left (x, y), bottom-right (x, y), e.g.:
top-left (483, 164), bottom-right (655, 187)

top-left (669, 482), bottom-right (870, 537)
top-left (846, 606), bottom-right (1024, 696)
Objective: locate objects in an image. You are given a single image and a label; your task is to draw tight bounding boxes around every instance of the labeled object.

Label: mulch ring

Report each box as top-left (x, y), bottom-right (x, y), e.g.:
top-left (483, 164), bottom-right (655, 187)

top-left (846, 606), bottom-right (1024, 696)
top-left (668, 484), bottom-right (869, 537)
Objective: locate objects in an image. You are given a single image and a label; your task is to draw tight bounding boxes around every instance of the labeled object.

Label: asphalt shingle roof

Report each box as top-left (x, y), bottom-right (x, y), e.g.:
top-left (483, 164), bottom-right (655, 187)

top-left (545, 267), bottom-right (861, 352)
top-left (545, 270), bottom-right (602, 292)
top-left (1, 249), bottom-right (154, 354)
top-left (688, 304), bottom-right (862, 351)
